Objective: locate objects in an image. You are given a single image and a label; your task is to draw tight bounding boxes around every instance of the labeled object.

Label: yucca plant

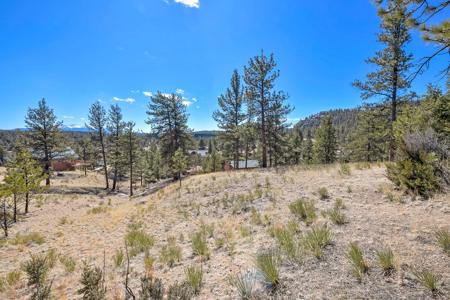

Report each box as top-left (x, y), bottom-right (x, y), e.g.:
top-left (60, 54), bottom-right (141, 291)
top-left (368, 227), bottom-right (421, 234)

top-left (376, 247), bottom-right (395, 275)
top-left (347, 242), bottom-right (368, 282)
top-left (273, 226), bottom-right (302, 263)
top-left (435, 228), bottom-right (450, 256)
top-left (255, 252), bottom-right (280, 290)
top-left (289, 198), bottom-right (316, 225)
top-left (228, 271), bottom-right (256, 300)
top-left (412, 268), bottom-right (441, 295)
top-left (185, 265), bottom-right (203, 295)
top-left (301, 225), bottom-right (332, 258)
top-left (327, 207), bottom-right (346, 225)
top-left (191, 231), bottom-right (210, 260)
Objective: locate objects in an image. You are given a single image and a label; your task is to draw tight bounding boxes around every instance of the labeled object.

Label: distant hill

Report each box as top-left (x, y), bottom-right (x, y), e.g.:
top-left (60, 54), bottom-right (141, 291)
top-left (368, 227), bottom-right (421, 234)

top-left (192, 130), bottom-right (220, 140)
top-left (295, 108), bottom-right (360, 137)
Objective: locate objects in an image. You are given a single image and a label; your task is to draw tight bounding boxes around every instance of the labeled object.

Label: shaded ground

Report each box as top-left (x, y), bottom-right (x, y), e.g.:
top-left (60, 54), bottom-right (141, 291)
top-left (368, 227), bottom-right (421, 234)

top-left (0, 164), bottom-right (449, 299)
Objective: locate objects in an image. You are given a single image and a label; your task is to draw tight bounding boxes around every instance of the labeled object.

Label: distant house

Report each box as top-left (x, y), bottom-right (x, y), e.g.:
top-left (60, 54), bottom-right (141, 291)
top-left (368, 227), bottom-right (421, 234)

top-left (223, 160), bottom-right (259, 171)
top-left (189, 149), bottom-right (209, 157)
top-left (51, 147), bottom-right (78, 171)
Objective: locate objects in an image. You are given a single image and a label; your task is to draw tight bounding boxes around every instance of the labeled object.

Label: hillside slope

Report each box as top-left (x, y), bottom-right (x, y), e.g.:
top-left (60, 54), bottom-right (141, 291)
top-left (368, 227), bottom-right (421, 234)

top-left (0, 165), bottom-right (449, 299)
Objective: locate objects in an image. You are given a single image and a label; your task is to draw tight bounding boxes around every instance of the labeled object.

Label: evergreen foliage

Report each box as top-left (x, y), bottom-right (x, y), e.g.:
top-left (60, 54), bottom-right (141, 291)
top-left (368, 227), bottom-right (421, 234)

top-left (313, 115), bottom-right (337, 164)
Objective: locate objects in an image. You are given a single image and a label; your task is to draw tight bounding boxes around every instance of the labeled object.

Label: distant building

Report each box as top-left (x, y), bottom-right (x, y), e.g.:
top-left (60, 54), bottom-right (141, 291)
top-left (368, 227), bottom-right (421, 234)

top-left (189, 149), bottom-right (209, 157)
top-left (223, 160), bottom-right (259, 171)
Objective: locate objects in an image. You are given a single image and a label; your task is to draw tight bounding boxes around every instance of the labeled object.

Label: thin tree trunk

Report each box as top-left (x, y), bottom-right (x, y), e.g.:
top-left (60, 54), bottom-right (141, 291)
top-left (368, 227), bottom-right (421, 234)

top-left (100, 130), bottom-right (109, 189)
top-left (13, 194), bottom-right (17, 223)
top-left (2, 199), bottom-right (8, 237)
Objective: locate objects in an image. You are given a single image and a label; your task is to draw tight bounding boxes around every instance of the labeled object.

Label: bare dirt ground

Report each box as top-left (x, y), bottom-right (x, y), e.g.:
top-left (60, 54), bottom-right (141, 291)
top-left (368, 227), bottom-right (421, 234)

top-left (0, 164), bottom-right (449, 299)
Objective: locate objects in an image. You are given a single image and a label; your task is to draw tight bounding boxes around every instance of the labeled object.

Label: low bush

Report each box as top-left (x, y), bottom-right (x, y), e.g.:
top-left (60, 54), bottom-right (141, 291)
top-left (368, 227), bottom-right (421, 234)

top-left (191, 231), bottom-right (210, 260)
top-left (160, 237), bottom-right (182, 267)
top-left (22, 254), bottom-right (53, 299)
top-left (273, 226), bottom-right (302, 263)
top-left (376, 247), bottom-right (395, 275)
top-left (60, 255), bottom-right (76, 273)
top-left (139, 276), bottom-right (164, 300)
top-left (6, 270), bottom-right (21, 287)
top-left (167, 282), bottom-right (193, 300)
top-left (125, 222), bottom-right (154, 257)
top-left (11, 232), bottom-right (45, 246)
top-left (318, 187), bottom-right (330, 200)
top-left (77, 263), bottom-right (105, 299)
top-left (326, 207), bottom-right (346, 225)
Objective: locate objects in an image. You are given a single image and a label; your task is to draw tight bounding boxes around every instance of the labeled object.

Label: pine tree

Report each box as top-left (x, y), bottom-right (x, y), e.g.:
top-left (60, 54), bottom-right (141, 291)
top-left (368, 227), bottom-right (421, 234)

top-left (108, 104), bottom-right (125, 190)
top-left (0, 184), bottom-right (13, 237)
top-left (314, 115), bottom-right (337, 164)
top-left (3, 166), bottom-right (24, 222)
top-left (244, 51), bottom-right (289, 168)
top-left (146, 92), bottom-right (192, 179)
top-left (199, 139), bottom-right (206, 150)
top-left (353, 0), bottom-right (413, 161)
top-left (172, 148), bottom-right (187, 188)
top-left (303, 130), bottom-right (314, 164)
top-left (213, 70), bottom-right (247, 169)
top-left (88, 102), bottom-right (109, 189)
top-left (14, 148), bottom-right (45, 214)
top-left (25, 98), bottom-right (62, 186)
top-left (123, 122), bottom-right (139, 197)
top-left (287, 127), bottom-right (303, 164)
top-left (350, 104), bottom-right (388, 162)
top-left (0, 145), bottom-right (5, 166)
top-left (76, 136), bottom-right (94, 176)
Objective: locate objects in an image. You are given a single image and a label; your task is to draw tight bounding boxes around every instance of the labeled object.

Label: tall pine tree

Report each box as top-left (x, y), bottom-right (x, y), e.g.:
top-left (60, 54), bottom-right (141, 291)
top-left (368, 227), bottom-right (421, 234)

top-left (314, 115), bottom-right (337, 164)
top-left (213, 70), bottom-right (247, 169)
top-left (108, 104), bottom-right (125, 190)
top-left (353, 0), bottom-right (413, 161)
top-left (25, 98), bottom-right (62, 186)
top-left (88, 102), bottom-right (109, 189)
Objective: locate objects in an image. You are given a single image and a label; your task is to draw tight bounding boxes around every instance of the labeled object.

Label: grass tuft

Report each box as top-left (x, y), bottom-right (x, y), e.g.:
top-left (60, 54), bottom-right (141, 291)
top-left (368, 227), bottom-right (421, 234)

top-left (191, 231), bottom-right (210, 260)
top-left (326, 207), bottom-right (346, 225)
top-left (255, 251), bottom-right (280, 290)
top-left (412, 268), bottom-right (441, 295)
top-left (347, 242), bottom-right (368, 282)
top-left (185, 265), bottom-right (203, 295)
top-left (160, 237), bottom-right (182, 267)
top-left (11, 232), bottom-right (45, 246)
top-left (376, 247), bottom-right (395, 275)
top-left (318, 187), bottom-right (329, 200)
top-left (125, 221), bottom-right (154, 257)
top-left (289, 198), bottom-right (316, 225)
top-left (435, 228), bottom-right (450, 256)
top-left (228, 271), bottom-right (256, 300)
top-left (301, 225), bottom-right (332, 258)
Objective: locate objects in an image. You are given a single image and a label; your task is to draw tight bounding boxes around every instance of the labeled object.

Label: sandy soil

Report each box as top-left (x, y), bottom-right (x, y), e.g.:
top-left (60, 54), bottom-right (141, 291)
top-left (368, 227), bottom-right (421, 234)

top-left (0, 164), bottom-right (449, 299)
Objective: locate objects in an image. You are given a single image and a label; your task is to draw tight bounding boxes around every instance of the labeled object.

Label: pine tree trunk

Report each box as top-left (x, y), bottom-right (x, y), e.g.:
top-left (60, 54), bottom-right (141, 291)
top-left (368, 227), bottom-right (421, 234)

top-left (2, 199), bottom-right (7, 237)
top-left (13, 194), bottom-right (17, 223)
top-left (245, 140), bottom-right (249, 169)
top-left (100, 130), bottom-right (109, 189)
top-left (25, 192), bottom-right (29, 214)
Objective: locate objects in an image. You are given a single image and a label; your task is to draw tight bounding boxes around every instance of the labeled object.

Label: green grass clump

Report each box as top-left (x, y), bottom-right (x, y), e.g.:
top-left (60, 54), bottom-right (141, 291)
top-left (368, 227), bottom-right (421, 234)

top-left (6, 270), bottom-right (21, 287)
top-left (289, 198), bottom-right (316, 225)
top-left (191, 231), bottom-right (210, 259)
top-left (87, 206), bottom-right (109, 214)
top-left (334, 198), bottom-right (346, 209)
top-left (412, 268), bottom-right (441, 295)
top-left (273, 226), bottom-right (302, 263)
top-left (435, 228), bottom-right (450, 256)
top-left (125, 222), bottom-right (154, 257)
top-left (228, 271), bottom-right (255, 300)
top-left (301, 225), bottom-right (332, 258)
top-left (113, 248), bottom-right (124, 268)
top-left (255, 252), bottom-right (280, 290)
top-left (160, 237), bottom-right (182, 267)
top-left (376, 247), bottom-right (395, 275)
top-left (60, 255), bottom-right (76, 273)
top-left (318, 187), bottom-right (329, 200)
top-left (347, 242), bottom-right (368, 282)
top-left (326, 207), bottom-right (346, 225)
top-left (339, 164), bottom-right (351, 176)
top-left (11, 232), bottom-right (45, 246)
top-left (185, 265), bottom-right (203, 295)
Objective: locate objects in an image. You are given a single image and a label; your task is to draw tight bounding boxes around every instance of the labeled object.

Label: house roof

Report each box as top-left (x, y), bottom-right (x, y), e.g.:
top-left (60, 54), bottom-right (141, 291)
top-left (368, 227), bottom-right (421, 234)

top-left (233, 160), bottom-right (259, 169)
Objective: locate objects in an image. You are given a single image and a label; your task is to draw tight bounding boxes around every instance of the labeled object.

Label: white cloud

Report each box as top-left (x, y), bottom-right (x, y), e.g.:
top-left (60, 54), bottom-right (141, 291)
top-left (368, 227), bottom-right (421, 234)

top-left (97, 99), bottom-right (106, 103)
top-left (192, 97), bottom-right (197, 102)
top-left (174, 0), bottom-right (200, 8)
top-left (130, 90), bottom-right (140, 94)
top-left (113, 97), bottom-right (136, 104)
top-left (182, 100), bottom-right (193, 107)
top-left (66, 124), bottom-right (83, 129)
top-left (143, 91), bottom-right (153, 97)
top-left (176, 88), bottom-right (185, 95)
top-left (63, 115), bottom-right (75, 119)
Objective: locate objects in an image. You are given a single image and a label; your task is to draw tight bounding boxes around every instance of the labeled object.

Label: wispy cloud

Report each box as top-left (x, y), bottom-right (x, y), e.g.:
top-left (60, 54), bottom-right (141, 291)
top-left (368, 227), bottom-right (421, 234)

top-left (176, 88), bottom-right (185, 95)
top-left (182, 100), bottom-right (193, 107)
top-left (63, 115), bottom-right (75, 119)
top-left (130, 90), bottom-right (140, 94)
top-left (143, 91), bottom-right (153, 97)
top-left (174, 0), bottom-right (200, 8)
top-left (113, 97), bottom-right (136, 104)
top-left (192, 97), bottom-right (197, 102)
top-left (97, 99), bottom-right (106, 103)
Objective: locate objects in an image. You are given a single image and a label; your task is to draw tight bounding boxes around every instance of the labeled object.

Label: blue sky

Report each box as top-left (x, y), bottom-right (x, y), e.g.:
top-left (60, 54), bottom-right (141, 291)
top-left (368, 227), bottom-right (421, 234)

top-left (0, 0), bottom-right (447, 131)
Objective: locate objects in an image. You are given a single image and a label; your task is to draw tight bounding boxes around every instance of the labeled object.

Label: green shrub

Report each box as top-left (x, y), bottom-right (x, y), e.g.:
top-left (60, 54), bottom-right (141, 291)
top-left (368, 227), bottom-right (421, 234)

top-left (167, 282), bottom-right (193, 300)
top-left (191, 231), bottom-right (210, 259)
top-left (22, 254), bottom-right (53, 299)
top-left (46, 248), bottom-right (58, 269)
top-left (326, 207), bottom-right (346, 225)
top-left (125, 223), bottom-right (154, 257)
top-left (77, 263), bottom-right (105, 299)
top-left (334, 198), bottom-right (346, 209)
top-left (289, 198), bottom-right (316, 225)
top-left (228, 271), bottom-right (255, 300)
top-left (113, 248), bottom-right (124, 268)
top-left (347, 242), bottom-right (368, 282)
top-left (185, 265), bottom-right (203, 294)
top-left (412, 268), bottom-right (441, 295)
top-left (139, 276), bottom-right (164, 300)
top-left (301, 225), bottom-right (332, 258)
top-left (255, 252), bottom-right (280, 290)
top-left (435, 228), bottom-right (450, 256)
top-left (60, 255), bottom-right (76, 273)
top-left (376, 247), bottom-right (395, 275)
top-left (318, 187), bottom-right (329, 200)
top-left (11, 232), bottom-right (45, 246)
top-left (386, 152), bottom-right (439, 198)
top-left (160, 237), bottom-right (182, 267)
